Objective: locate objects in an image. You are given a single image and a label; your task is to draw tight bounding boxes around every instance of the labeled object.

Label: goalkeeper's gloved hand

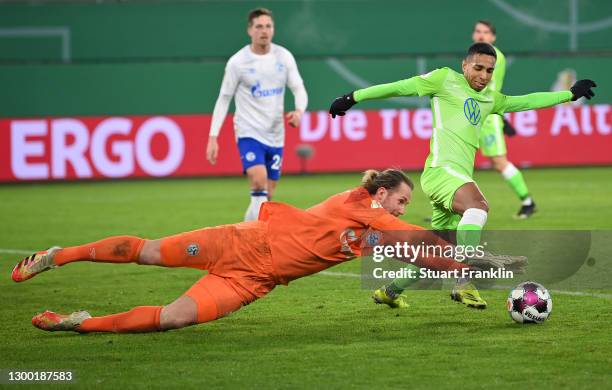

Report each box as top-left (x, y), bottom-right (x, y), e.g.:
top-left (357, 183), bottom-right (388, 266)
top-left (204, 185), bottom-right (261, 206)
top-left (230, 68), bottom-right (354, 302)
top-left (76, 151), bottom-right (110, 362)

top-left (503, 118), bottom-right (517, 137)
top-left (570, 79), bottom-right (597, 101)
top-left (329, 92), bottom-right (357, 118)
top-left (464, 252), bottom-right (529, 274)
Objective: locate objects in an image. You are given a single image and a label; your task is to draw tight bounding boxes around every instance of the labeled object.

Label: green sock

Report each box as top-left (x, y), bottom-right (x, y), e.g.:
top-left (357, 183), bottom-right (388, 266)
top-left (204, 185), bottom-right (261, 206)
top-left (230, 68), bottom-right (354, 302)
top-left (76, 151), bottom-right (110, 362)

top-left (502, 163), bottom-right (530, 201)
top-left (387, 264), bottom-right (419, 295)
top-left (456, 223), bottom-right (483, 248)
top-left (456, 209), bottom-right (487, 283)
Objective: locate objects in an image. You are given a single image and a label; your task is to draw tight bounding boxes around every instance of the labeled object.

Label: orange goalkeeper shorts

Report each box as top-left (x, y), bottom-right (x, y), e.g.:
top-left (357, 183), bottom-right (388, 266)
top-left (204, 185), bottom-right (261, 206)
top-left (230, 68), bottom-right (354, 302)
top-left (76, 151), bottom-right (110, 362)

top-left (160, 221), bottom-right (277, 323)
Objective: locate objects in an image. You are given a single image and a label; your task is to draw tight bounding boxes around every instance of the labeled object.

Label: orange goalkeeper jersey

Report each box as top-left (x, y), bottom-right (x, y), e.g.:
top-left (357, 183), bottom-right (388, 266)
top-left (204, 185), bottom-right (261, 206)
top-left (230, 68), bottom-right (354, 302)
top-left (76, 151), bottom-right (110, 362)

top-left (259, 187), bottom-right (427, 285)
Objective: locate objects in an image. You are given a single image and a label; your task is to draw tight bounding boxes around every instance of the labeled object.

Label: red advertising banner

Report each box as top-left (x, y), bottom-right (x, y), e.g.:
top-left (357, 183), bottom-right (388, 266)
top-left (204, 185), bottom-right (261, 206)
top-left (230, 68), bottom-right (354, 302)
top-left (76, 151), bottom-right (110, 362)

top-left (0, 105), bottom-right (610, 182)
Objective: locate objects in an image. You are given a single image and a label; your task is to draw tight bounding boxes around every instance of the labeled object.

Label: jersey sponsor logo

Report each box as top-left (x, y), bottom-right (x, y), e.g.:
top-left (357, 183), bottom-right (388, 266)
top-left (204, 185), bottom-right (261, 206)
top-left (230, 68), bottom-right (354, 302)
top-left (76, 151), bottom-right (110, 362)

top-left (463, 98), bottom-right (481, 125)
top-left (5, 116), bottom-right (185, 181)
top-left (365, 231), bottom-right (382, 247)
top-left (187, 244), bottom-right (199, 256)
top-left (250, 81), bottom-right (284, 98)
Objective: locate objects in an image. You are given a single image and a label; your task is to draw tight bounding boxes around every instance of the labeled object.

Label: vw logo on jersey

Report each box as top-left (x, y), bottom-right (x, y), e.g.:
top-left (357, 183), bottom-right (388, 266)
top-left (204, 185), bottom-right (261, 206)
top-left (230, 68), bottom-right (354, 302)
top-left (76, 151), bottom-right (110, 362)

top-left (463, 98), bottom-right (481, 125)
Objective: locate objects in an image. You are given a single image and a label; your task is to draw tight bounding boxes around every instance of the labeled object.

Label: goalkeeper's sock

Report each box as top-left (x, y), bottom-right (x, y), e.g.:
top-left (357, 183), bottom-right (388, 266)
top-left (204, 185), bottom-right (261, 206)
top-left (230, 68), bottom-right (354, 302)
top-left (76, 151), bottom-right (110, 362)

top-left (53, 236), bottom-right (145, 266)
top-left (244, 190), bottom-right (268, 221)
top-left (455, 208), bottom-right (487, 283)
top-left (78, 306), bottom-right (162, 333)
top-left (501, 163), bottom-right (531, 203)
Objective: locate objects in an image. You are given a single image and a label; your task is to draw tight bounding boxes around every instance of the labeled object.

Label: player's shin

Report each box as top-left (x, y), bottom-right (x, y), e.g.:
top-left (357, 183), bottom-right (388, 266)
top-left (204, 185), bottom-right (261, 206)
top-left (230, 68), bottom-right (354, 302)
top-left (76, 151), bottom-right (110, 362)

top-left (501, 163), bottom-right (531, 203)
top-left (386, 265), bottom-right (420, 296)
top-left (77, 306), bottom-right (162, 333)
top-left (53, 236), bottom-right (145, 266)
top-left (456, 208), bottom-right (487, 283)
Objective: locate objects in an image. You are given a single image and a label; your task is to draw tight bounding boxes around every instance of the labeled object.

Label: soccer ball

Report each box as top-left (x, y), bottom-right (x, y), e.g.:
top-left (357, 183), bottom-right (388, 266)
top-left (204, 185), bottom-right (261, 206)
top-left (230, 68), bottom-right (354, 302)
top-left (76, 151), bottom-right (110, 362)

top-left (507, 281), bottom-right (552, 324)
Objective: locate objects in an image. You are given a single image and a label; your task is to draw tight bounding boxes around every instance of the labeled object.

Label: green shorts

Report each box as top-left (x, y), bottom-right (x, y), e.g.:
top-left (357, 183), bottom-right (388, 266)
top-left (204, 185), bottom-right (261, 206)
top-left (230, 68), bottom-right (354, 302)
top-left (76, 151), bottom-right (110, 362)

top-left (421, 165), bottom-right (474, 231)
top-left (479, 114), bottom-right (506, 157)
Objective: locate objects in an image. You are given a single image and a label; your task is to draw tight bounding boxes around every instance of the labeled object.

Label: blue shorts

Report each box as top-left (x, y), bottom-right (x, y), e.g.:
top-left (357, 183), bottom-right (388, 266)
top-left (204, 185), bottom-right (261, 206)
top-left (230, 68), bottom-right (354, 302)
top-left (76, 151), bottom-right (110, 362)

top-left (237, 137), bottom-right (284, 181)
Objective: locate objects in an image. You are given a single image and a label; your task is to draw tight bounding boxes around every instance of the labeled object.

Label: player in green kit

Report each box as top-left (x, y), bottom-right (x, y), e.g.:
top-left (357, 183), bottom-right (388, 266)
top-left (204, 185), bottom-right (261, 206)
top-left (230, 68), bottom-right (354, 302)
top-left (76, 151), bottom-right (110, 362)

top-left (473, 20), bottom-right (536, 218)
top-left (329, 43), bottom-right (596, 309)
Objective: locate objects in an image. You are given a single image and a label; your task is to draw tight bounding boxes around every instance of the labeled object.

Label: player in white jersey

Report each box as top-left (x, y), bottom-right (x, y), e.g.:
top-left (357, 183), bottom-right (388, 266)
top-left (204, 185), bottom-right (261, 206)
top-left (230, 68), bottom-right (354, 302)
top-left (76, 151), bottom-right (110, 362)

top-left (206, 8), bottom-right (308, 221)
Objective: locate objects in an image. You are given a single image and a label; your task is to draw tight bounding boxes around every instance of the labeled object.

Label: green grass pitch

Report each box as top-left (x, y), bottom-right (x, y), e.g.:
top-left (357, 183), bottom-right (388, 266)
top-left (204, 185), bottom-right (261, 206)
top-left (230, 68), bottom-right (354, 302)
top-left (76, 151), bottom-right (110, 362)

top-left (1, 167), bottom-right (611, 389)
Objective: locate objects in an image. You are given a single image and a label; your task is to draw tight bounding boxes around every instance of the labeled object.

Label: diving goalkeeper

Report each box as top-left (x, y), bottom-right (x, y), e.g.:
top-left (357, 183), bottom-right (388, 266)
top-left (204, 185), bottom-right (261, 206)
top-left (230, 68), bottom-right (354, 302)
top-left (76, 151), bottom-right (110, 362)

top-left (12, 169), bottom-right (513, 333)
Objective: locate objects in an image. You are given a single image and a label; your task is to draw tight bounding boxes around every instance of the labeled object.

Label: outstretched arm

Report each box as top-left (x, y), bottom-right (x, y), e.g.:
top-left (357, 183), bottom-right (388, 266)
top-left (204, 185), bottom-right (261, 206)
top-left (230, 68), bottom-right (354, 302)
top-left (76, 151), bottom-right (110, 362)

top-left (494, 79), bottom-right (597, 114)
top-left (354, 78), bottom-right (420, 101)
top-left (328, 79), bottom-right (419, 118)
top-left (369, 214), bottom-right (467, 272)
top-left (494, 91), bottom-right (572, 114)
top-left (368, 214), bottom-right (527, 272)
top-left (329, 67), bottom-right (449, 118)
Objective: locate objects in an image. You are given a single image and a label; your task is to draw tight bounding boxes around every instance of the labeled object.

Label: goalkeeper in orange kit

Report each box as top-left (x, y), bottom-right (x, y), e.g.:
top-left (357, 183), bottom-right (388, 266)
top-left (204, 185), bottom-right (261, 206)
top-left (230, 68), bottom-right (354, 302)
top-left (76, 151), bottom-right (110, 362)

top-left (11, 169), bottom-right (522, 333)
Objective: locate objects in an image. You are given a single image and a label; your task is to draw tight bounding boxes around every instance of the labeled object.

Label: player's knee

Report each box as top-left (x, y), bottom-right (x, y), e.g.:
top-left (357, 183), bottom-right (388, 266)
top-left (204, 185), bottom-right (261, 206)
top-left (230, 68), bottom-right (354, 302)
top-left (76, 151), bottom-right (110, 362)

top-left (160, 306), bottom-right (197, 330)
top-left (491, 157), bottom-right (508, 172)
top-left (159, 297), bottom-right (198, 330)
top-left (138, 239), bottom-right (161, 265)
top-left (464, 199), bottom-right (489, 213)
top-left (247, 166), bottom-right (268, 190)
top-left (251, 179), bottom-right (267, 192)
top-left (475, 199), bottom-right (489, 213)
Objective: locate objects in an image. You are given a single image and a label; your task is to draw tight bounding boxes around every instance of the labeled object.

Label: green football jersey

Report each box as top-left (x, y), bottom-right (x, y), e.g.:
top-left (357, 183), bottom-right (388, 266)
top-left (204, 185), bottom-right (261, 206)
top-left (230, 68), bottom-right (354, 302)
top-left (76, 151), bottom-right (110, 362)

top-left (353, 67), bottom-right (571, 175)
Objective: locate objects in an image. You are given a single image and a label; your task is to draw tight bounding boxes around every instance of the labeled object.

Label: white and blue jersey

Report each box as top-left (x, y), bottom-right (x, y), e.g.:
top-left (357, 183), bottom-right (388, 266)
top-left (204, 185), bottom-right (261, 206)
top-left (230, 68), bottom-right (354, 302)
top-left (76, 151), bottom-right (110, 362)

top-left (217, 43), bottom-right (306, 148)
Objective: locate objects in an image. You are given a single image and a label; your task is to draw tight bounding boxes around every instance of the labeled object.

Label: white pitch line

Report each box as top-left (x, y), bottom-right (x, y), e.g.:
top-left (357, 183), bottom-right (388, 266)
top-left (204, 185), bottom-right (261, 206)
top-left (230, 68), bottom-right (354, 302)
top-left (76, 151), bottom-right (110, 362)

top-left (0, 249), bottom-right (34, 255)
top-left (549, 290), bottom-right (612, 299)
top-left (2, 248), bottom-right (611, 299)
top-left (318, 270), bottom-right (612, 299)
top-left (320, 270), bottom-right (361, 278)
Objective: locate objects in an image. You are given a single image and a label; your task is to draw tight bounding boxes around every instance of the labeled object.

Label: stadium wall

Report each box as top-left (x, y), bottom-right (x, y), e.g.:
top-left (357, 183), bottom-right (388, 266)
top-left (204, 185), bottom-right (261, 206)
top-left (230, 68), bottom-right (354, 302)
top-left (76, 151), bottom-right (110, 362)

top-left (1, 0), bottom-right (611, 181)
top-left (1, 0), bottom-right (611, 61)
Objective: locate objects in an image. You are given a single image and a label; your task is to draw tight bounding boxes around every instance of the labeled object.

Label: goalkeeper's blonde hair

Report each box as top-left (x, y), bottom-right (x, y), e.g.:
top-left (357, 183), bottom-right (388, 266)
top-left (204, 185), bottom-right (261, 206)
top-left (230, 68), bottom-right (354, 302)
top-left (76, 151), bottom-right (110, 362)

top-left (361, 169), bottom-right (414, 195)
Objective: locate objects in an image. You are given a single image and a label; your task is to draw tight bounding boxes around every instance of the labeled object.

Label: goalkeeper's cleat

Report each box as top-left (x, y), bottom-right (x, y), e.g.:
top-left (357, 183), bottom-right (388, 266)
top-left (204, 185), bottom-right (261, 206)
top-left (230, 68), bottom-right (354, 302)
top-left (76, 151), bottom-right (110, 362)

top-left (516, 202), bottom-right (537, 219)
top-left (450, 282), bottom-right (487, 309)
top-left (11, 247), bottom-right (61, 283)
top-left (32, 310), bottom-right (91, 332)
top-left (372, 286), bottom-right (409, 309)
